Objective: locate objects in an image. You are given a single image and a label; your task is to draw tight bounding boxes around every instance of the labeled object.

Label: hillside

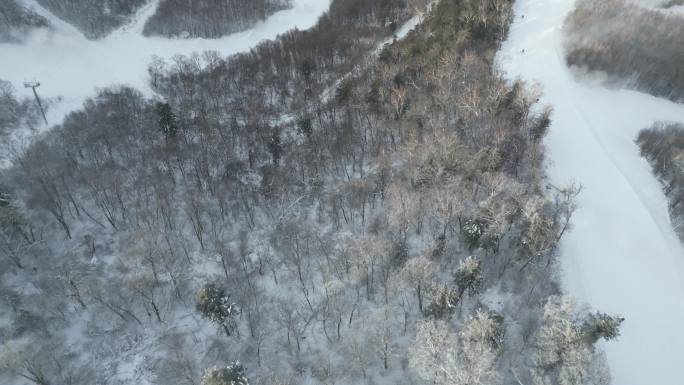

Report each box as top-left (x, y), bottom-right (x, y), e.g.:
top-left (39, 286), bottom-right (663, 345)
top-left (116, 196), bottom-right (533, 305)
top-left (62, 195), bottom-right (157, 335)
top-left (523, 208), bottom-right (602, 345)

top-left (637, 122), bottom-right (684, 241)
top-left (143, 0), bottom-right (293, 38)
top-left (564, 0), bottom-right (684, 103)
top-left (0, 1), bottom-right (624, 385)
top-left (0, 0), bottom-right (50, 42)
top-left (35, 0), bottom-right (146, 38)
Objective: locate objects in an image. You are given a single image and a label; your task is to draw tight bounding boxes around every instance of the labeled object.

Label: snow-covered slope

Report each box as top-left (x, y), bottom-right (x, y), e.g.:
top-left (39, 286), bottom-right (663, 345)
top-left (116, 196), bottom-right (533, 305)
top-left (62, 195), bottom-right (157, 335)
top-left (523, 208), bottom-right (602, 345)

top-left (498, 1), bottom-right (684, 385)
top-left (0, 0), bottom-right (331, 132)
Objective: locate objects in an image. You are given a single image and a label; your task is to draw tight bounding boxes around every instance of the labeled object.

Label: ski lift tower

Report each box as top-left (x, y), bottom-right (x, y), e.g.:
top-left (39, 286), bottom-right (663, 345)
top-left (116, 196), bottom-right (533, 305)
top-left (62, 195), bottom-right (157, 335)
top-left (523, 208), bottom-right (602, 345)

top-left (24, 81), bottom-right (48, 126)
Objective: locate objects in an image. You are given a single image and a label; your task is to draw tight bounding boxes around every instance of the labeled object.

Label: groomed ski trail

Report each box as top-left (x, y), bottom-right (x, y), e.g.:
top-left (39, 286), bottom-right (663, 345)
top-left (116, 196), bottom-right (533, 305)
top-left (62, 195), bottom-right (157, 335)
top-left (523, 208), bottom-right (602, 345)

top-left (498, 1), bottom-right (684, 385)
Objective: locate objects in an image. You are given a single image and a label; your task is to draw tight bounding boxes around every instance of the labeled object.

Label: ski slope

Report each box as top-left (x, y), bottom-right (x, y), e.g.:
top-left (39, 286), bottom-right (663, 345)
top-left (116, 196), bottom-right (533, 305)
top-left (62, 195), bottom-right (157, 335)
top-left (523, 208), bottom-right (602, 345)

top-left (0, 0), bottom-right (331, 127)
top-left (498, 1), bottom-right (684, 384)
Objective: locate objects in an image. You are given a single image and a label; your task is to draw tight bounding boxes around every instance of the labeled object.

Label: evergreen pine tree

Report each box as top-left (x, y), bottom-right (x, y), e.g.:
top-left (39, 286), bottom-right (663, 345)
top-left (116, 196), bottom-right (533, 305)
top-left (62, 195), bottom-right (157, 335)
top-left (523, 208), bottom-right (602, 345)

top-left (268, 131), bottom-right (283, 166)
top-left (454, 256), bottom-right (483, 298)
top-left (201, 361), bottom-right (249, 385)
top-left (156, 102), bottom-right (178, 138)
top-left (196, 283), bottom-right (239, 337)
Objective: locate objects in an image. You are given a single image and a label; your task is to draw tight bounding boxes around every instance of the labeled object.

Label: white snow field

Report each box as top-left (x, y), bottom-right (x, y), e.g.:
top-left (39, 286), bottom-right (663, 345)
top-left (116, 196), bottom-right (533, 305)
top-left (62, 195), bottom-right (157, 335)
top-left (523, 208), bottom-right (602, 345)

top-left (0, 0), bottom-right (331, 135)
top-left (498, 1), bottom-right (684, 385)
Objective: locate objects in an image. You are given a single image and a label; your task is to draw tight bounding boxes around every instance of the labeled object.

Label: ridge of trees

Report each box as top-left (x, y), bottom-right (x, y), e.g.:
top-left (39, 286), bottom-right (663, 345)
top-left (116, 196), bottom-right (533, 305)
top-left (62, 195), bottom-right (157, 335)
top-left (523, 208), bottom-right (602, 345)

top-left (35, 0), bottom-right (146, 38)
top-left (0, 1), bottom-right (50, 42)
top-left (143, 0), bottom-right (293, 39)
top-left (637, 122), bottom-right (684, 240)
top-left (661, 0), bottom-right (684, 8)
top-left (564, 0), bottom-right (684, 102)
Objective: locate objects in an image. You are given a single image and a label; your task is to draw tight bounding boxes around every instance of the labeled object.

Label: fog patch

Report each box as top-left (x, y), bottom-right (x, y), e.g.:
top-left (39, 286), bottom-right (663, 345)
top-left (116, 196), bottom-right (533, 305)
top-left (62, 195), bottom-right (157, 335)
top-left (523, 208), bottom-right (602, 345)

top-left (563, 0), bottom-right (684, 102)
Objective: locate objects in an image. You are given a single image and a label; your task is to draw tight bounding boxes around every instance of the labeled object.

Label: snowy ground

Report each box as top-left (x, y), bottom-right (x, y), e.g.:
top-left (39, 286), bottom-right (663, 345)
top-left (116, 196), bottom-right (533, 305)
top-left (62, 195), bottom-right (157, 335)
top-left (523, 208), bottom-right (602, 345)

top-left (498, 1), bottom-right (684, 385)
top-left (0, 0), bottom-right (331, 163)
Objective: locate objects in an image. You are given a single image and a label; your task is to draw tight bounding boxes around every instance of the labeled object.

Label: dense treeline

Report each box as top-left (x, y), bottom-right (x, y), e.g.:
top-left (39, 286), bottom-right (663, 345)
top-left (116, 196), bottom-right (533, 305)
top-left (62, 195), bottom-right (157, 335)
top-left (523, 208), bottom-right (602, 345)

top-left (0, 80), bottom-right (38, 132)
top-left (637, 122), bottom-right (684, 240)
top-left (35, 0), bottom-right (145, 38)
top-left (0, 1), bottom-right (50, 42)
top-left (143, 0), bottom-right (293, 38)
top-left (564, 0), bottom-right (684, 102)
top-left (662, 0), bottom-right (684, 8)
top-left (148, 0), bottom-right (412, 121)
top-left (0, 1), bottom-right (621, 385)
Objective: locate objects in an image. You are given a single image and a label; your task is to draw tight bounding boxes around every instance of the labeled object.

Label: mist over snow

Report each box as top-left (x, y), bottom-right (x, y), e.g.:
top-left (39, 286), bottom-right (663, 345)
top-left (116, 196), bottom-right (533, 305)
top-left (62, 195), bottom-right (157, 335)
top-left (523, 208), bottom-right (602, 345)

top-left (0, 0), bottom-right (331, 128)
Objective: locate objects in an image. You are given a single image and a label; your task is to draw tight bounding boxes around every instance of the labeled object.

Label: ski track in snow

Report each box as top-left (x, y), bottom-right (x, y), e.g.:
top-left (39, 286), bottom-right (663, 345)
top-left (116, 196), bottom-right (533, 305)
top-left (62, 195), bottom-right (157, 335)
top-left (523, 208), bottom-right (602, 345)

top-left (498, 1), bottom-right (684, 384)
top-left (0, 0), bottom-right (331, 165)
top-left (319, 14), bottom-right (422, 104)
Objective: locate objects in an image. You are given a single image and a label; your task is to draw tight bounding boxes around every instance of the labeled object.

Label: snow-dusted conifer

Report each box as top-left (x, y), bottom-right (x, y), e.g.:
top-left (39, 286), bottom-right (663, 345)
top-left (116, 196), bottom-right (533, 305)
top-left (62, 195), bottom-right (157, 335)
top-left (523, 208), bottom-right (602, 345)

top-left (534, 296), bottom-right (618, 385)
top-left (196, 282), bottom-right (239, 337)
top-left (462, 219), bottom-right (484, 250)
top-left (201, 361), bottom-right (249, 385)
top-left (425, 283), bottom-right (459, 319)
top-left (454, 256), bottom-right (483, 298)
top-left (156, 102), bottom-right (178, 138)
top-left (582, 312), bottom-right (624, 345)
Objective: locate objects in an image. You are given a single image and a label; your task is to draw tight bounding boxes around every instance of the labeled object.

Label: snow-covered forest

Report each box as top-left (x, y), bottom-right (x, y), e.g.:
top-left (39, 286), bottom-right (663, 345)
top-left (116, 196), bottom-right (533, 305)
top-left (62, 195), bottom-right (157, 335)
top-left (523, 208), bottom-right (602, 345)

top-left (34, 0), bottom-right (147, 38)
top-left (142, 0), bottom-right (293, 38)
top-left (0, 80), bottom-right (42, 147)
top-left (1, 0), bottom-right (622, 383)
top-left (0, 0), bottom-right (329, 170)
top-left (0, 1), bottom-right (49, 42)
top-left (564, 0), bottom-right (684, 102)
top-left (637, 122), bottom-right (684, 240)
top-left (9, 0), bottom-right (684, 384)
top-left (1, 0), bottom-right (295, 41)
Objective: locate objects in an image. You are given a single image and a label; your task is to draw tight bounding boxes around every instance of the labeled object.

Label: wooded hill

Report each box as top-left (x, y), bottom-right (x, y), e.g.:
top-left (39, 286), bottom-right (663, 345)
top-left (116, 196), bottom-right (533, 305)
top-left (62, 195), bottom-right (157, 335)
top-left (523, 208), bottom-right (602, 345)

top-left (0, 1), bottom-right (622, 385)
top-left (564, 0), bottom-right (684, 103)
top-left (143, 0), bottom-right (293, 38)
top-left (36, 0), bottom-right (146, 38)
top-left (638, 122), bottom-right (684, 241)
top-left (0, 0), bottom-right (50, 42)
